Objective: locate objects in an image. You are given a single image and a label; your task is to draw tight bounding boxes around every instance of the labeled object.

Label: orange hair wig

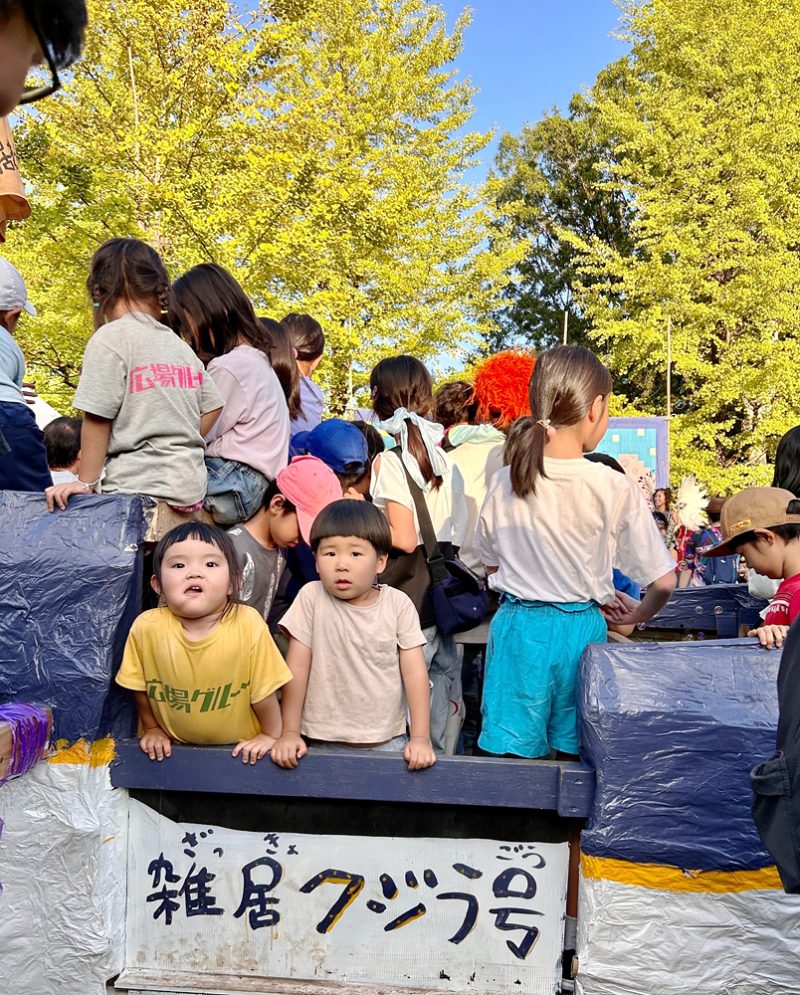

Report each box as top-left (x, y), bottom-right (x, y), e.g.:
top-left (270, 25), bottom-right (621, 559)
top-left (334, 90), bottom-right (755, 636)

top-left (473, 350), bottom-right (536, 429)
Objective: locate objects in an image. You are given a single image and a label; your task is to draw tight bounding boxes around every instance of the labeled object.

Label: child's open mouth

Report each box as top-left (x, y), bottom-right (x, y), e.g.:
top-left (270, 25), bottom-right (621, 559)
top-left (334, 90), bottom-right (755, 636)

top-left (184, 585), bottom-right (204, 595)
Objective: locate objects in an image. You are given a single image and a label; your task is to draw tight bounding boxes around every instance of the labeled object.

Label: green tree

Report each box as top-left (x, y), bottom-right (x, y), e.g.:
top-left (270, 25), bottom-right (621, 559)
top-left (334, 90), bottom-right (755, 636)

top-left (489, 82), bottom-right (634, 352)
top-left (5, 0), bottom-right (517, 412)
top-left (570, 0), bottom-right (800, 491)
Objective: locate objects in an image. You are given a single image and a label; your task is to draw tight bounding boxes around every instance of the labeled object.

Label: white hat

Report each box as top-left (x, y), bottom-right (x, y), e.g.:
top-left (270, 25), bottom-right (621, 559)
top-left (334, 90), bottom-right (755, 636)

top-left (0, 257), bottom-right (36, 316)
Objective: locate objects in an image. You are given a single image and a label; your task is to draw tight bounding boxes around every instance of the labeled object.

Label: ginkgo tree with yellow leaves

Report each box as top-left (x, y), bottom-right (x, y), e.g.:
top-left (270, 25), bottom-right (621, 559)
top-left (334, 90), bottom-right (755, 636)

top-left (5, 0), bottom-right (519, 411)
top-left (567, 0), bottom-right (800, 491)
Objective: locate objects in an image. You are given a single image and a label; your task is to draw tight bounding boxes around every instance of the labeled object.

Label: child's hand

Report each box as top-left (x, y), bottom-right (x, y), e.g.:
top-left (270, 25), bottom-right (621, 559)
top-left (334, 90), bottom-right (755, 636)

top-left (270, 732), bottom-right (307, 768)
top-left (45, 481), bottom-right (89, 511)
top-left (404, 736), bottom-right (436, 771)
top-left (139, 727), bottom-right (172, 761)
top-left (748, 624), bottom-right (788, 649)
top-left (232, 733), bottom-right (275, 764)
top-left (343, 487), bottom-right (365, 500)
top-left (601, 590), bottom-right (642, 627)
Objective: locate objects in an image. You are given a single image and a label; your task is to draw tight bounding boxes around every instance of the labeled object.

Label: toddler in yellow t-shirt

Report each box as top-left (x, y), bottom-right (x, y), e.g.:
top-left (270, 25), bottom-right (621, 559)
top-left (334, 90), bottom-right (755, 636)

top-left (116, 522), bottom-right (291, 763)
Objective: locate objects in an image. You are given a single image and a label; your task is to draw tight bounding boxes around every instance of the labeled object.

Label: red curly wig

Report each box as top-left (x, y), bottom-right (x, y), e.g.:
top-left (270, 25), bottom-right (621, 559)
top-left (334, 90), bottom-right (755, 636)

top-left (473, 350), bottom-right (536, 430)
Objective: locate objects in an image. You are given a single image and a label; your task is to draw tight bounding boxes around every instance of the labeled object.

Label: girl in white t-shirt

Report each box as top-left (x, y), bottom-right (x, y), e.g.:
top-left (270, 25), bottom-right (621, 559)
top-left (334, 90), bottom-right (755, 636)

top-left (171, 264), bottom-right (290, 526)
top-left (369, 356), bottom-right (468, 754)
top-left (476, 345), bottom-right (676, 759)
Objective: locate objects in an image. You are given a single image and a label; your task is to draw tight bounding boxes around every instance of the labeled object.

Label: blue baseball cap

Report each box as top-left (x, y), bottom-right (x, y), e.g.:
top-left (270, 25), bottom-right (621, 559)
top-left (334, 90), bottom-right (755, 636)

top-left (290, 419), bottom-right (369, 475)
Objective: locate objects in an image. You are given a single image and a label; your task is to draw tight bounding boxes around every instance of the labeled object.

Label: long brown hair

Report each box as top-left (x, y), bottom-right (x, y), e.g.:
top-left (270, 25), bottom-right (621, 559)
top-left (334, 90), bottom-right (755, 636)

top-left (260, 317), bottom-right (301, 419)
top-left (370, 355), bottom-right (442, 490)
top-left (170, 263), bottom-right (270, 363)
top-left (510, 345), bottom-right (612, 498)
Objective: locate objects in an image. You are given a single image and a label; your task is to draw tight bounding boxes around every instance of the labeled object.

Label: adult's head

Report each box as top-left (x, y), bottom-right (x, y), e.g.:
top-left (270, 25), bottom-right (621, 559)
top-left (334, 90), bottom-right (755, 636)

top-left (43, 415), bottom-right (81, 471)
top-left (0, 1), bottom-right (87, 116)
top-left (0, 255), bottom-right (35, 333)
top-left (772, 425), bottom-right (800, 497)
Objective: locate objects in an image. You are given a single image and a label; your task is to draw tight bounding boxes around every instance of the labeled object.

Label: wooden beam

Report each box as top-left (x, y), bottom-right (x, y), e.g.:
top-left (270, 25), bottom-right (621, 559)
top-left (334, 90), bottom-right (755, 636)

top-left (111, 741), bottom-right (595, 818)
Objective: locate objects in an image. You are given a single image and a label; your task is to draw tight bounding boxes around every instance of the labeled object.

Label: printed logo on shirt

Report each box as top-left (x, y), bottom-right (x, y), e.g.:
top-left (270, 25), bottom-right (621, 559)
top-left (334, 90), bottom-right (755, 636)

top-left (147, 678), bottom-right (250, 713)
top-left (128, 363), bottom-right (204, 394)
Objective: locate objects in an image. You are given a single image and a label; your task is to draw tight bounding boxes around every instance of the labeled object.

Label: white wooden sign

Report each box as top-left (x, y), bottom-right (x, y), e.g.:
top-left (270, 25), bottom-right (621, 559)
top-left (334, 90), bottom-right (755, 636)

top-left (122, 800), bottom-right (568, 994)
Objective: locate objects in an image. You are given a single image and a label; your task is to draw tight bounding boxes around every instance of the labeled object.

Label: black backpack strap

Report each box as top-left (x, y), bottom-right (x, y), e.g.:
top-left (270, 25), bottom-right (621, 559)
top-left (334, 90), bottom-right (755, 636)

top-left (396, 456), bottom-right (450, 585)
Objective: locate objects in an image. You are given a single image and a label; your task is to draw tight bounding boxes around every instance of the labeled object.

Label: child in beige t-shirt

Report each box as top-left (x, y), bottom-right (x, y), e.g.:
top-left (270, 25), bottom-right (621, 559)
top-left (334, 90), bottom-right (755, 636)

top-left (271, 499), bottom-right (436, 770)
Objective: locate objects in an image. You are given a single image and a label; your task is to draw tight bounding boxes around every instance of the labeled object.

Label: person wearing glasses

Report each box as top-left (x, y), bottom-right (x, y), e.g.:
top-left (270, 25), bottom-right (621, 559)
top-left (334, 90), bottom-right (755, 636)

top-left (0, 0), bottom-right (87, 116)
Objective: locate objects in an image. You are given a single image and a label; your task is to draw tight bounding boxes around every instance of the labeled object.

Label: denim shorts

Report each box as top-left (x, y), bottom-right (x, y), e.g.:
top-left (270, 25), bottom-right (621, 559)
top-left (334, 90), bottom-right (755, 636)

top-left (204, 456), bottom-right (268, 526)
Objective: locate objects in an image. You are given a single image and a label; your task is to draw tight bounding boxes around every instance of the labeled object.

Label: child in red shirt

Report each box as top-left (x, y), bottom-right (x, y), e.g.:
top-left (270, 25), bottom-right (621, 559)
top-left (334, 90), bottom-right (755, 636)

top-left (705, 487), bottom-right (800, 649)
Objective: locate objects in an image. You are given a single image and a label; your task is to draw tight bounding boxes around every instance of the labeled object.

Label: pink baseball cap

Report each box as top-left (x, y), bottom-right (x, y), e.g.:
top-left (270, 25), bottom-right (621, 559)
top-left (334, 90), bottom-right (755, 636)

top-left (276, 455), bottom-right (343, 544)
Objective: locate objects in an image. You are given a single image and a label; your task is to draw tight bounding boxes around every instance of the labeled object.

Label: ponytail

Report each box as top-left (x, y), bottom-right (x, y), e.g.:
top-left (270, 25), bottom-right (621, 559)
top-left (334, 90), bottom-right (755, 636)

top-left (404, 417), bottom-right (442, 490)
top-left (509, 418), bottom-right (545, 497)
top-left (510, 345), bottom-right (612, 498)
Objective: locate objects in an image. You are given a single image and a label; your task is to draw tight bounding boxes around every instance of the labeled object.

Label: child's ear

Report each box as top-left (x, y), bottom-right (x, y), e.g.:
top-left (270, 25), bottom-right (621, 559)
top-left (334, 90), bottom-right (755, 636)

top-left (269, 495), bottom-right (285, 515)
top-left (376, 552), bottom-right (389, 575)
top-left (150, 574), bottom-right (162, 595)
top-left (588, 394), bottom-right (606, 423)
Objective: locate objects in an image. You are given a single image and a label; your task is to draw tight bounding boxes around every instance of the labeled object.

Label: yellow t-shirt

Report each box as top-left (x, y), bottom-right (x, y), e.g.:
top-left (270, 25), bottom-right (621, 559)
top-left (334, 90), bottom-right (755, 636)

top-left (115, 605), bottom-right (291, 744)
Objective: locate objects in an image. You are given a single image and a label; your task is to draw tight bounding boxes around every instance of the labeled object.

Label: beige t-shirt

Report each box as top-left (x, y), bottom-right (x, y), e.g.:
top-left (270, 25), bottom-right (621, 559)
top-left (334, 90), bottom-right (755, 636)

top-left (279, 582), bottom-right (426, 743)
top-left (73, 313), bottom-right (223, 504)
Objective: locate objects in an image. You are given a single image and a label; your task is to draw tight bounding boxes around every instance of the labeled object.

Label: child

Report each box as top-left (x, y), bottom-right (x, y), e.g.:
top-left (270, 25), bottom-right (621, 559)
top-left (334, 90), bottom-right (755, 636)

top-left (271, 500), bottom-right (436, 770)
top-left (46, 238), bottom-right (223, 511)
top-left (477, 345), bottom-right (676, 759)
top-left (0, 256), bottom-right (52, 491)
top-left (228, 455), bottom-right (342, 621)
top-left (284, 312), bottom-right (325, 434)
top-left (291, 418), bottom-right (369, 495)
top-left (369, 355), bottom-right (468, 754)
top-left (116, 522), bottom-right (292, 763)
top-left (170, 264), bottom-right (290, 525)
top-left (703, 487), bottom-right (800, 649)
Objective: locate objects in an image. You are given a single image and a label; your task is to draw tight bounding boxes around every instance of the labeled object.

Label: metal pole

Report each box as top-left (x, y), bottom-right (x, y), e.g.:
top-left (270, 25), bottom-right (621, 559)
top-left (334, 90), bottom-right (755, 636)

top-left (666, 316), bottom-right (672, 451)
top-left (563, 310), bottom-right (568, 346)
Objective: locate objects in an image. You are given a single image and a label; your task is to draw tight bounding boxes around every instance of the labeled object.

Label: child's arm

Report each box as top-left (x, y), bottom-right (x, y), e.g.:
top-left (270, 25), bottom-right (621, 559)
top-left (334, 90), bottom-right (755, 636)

top-left (45, 412), bottom-right (111, 510)
top-left (270, 638), bottom-right (312, 768)
top-left (747, 624), bottom-right (789, 649)
top-left (601, 570), bottom-right (676, 627)
top-left (399, 645), bottom-right (436, 770)
top-left (134, 691), bottom-right (173, 761)
top-left (383, 500), bottom-right (418, 554)
top-left (200, 406), bottom-right (223, 437)
top-left (232, 694), bottom-right (282, 764)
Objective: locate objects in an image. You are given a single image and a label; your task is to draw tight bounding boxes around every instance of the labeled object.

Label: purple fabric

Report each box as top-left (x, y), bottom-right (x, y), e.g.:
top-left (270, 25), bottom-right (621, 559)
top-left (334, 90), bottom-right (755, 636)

top-left (289, 376), bottom-right (324, 435)
top-left (0, 702), bottom-right (50, 785)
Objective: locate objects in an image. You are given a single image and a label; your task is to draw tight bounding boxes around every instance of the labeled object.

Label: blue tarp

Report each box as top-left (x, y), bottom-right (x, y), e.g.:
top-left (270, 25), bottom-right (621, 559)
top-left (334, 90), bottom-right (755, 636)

top-left (0, 492), bottom-right (145, 743)
top-left (580, 638), bottom-right (779, 871)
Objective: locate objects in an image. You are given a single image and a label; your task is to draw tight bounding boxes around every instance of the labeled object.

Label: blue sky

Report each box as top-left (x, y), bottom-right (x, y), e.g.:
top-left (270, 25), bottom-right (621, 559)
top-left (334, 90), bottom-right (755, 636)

top-left (439, 0), bottom-right (628, 177)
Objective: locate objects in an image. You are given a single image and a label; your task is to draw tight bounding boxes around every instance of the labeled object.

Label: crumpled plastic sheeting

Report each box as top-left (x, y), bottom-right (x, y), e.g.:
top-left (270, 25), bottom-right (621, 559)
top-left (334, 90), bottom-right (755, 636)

top-left (580, 638), bottom-right (778, 870)
top-left (0, 760), bottom-right (128, 995)
top-left (576, 873), bottom-right (800, 995)
top-left (0, 492), bottom-right (145, 743)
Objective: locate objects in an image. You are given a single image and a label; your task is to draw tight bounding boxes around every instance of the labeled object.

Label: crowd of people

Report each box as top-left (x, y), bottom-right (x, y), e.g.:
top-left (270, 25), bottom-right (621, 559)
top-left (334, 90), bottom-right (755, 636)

top-left (3, 231), bottom-right (800, 769)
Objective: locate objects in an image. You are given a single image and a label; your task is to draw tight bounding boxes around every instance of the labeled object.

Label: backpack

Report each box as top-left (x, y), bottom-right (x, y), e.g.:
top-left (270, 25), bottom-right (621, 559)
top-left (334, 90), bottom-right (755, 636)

top-left (696, 526), bottom-right (739, 585)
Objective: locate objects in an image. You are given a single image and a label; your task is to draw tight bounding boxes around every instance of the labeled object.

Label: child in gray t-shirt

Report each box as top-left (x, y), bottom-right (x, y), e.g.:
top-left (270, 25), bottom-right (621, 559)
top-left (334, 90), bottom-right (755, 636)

top-left (45, 238), bottom-right (224, 512)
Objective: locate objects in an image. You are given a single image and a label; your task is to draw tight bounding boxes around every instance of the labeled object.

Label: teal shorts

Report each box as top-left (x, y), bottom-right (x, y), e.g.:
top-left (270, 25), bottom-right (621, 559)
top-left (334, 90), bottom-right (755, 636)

top-left (478, 595), bottom-right (607, 758)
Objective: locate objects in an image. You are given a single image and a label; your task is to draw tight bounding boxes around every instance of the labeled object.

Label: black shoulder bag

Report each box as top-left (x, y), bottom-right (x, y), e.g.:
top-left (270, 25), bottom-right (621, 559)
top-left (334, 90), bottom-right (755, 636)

top-left (401, 464), bottom-right (489, 636)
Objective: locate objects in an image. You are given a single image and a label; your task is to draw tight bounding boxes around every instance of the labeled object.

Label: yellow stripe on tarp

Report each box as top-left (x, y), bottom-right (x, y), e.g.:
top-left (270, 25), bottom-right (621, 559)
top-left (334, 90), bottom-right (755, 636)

top-left (581, 853), bottom-right (783, 893)
top-left (48, 738), bottom-right (116, 767)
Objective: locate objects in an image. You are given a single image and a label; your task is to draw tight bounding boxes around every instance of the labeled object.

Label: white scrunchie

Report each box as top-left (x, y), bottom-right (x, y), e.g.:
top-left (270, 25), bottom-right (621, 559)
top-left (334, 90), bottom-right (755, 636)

top-left (377, 407), bottom-right (448, 489)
